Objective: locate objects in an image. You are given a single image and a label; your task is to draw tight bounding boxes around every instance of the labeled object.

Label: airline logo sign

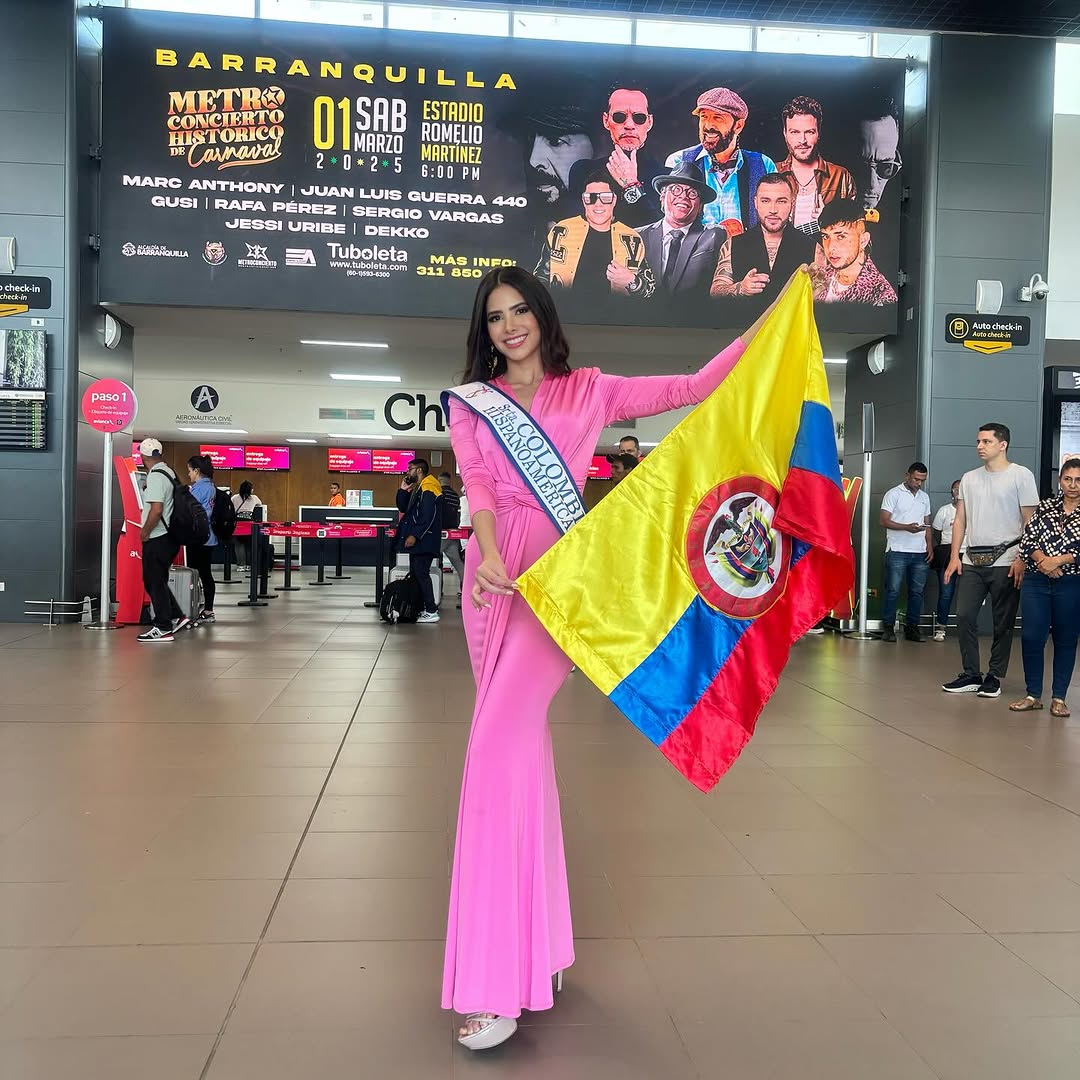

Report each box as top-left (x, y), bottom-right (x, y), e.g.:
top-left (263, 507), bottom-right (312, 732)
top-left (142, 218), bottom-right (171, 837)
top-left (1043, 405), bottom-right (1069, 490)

top-left (946, 314), bottom-right (1031, 355)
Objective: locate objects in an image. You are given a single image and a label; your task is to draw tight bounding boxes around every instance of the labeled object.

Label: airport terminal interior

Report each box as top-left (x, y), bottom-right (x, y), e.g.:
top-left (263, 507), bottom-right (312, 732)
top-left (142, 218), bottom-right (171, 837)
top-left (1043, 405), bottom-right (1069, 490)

top-left (3, 0), bottom-right (1080, 1077)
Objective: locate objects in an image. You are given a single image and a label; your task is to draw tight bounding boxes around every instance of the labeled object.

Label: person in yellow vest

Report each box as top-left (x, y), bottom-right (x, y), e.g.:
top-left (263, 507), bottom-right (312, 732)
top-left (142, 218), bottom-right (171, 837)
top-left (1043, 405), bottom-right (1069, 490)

top-left (534, 172), bottom-right (655, 299)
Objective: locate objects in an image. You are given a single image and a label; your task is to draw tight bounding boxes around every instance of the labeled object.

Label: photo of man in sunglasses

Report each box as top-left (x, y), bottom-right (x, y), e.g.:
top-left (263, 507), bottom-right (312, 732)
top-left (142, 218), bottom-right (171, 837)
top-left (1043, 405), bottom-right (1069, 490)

top-left (534, 172), bottom-right (655, 300)
top-left (857, 93), bottom-right (903, 214)
top-left (567, 85), bottom-right (666, 228)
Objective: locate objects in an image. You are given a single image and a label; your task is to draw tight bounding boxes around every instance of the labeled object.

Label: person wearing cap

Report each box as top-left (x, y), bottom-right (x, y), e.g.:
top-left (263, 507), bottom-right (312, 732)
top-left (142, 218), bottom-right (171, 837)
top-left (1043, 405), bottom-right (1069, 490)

top-left (137, 437), bottom-right (189, 642)
top-left (812, 199), bottom-right (898, 306)
top-left (637, 161), bottom-right (724, 299)
top-left (665, 87), bottom-right (777, 234)
top-left (710, 173), bottom-right (816, 304)
top-left (534, 171), bottom-right (655, 300)
top-left (775, 96), bottom-right (855, 236)
top-left (607, 453), bottom-right (639, 484)
top-left (566, 85), bottom-right (666, 229)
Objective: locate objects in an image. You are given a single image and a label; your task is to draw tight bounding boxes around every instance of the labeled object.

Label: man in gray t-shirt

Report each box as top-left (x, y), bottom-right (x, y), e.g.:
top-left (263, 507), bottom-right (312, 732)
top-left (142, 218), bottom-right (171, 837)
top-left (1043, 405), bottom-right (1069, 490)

top-left (942, 423), bottom-right (1039, 697)
top-left (137, 437), bottom-right (186, 642)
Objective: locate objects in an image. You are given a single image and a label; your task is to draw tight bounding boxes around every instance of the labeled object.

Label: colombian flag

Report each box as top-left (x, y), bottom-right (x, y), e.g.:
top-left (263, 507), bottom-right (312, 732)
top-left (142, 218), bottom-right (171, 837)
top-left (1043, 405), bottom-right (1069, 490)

top-left (518, 274), bottom-right (854, 792)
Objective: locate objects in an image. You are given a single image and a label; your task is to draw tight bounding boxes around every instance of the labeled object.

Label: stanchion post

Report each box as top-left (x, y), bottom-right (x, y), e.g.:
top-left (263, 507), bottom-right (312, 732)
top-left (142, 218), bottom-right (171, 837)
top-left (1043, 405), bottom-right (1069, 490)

top-left (85, 430), bottom-right (121, 631)
top-left (333, 536), bottom-right (351, 580)
top-left (237, 521), bottom-right (268, 607)
top-left (276, 535), bottom-right (301, 592)
top-left (846, 403), bottom-right (876, 640)
top-left (221, 537), bottom-right (236, 584)
top-left (365, 525), bottom-right (387, 608)
top-left (309, 536), bottom-right (333, 586)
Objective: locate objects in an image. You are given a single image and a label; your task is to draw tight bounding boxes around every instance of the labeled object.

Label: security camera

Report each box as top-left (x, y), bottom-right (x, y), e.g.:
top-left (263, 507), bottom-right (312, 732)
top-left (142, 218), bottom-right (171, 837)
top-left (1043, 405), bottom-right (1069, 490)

top-left (1019, 273), bottom-right (1050, 302)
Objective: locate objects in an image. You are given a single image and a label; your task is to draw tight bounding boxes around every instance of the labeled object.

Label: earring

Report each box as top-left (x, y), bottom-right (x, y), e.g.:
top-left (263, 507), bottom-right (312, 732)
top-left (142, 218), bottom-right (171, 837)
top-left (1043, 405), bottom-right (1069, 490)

top-left (488, 345), bottom-right (499, 378)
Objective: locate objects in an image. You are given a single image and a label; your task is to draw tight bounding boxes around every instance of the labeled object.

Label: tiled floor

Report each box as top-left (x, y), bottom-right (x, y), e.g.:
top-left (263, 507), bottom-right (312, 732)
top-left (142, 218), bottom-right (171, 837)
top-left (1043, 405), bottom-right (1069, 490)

top-left (2, 576), bottom-right (1080, 1079)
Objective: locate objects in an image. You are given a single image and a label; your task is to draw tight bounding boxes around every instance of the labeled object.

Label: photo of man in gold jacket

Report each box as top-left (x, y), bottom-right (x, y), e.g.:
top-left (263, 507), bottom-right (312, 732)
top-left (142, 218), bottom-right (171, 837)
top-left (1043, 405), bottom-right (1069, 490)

top-left (534, 172), bottom-right (655, 299)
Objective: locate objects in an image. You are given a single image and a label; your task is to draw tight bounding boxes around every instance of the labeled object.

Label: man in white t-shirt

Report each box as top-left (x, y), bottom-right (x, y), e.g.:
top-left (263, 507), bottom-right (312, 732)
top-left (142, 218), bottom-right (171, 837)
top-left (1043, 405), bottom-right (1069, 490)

top-left (942, 423), bottom-right (1039, 698)
top-left (879, 462), bottom-right (932, 642)
top-left (930, 479), bottom-right (962, 641)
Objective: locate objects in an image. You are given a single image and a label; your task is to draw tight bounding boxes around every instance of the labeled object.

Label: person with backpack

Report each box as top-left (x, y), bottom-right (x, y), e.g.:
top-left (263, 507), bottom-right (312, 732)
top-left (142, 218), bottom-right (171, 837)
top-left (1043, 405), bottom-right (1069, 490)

top-left (396, 458), bottom-right (443, 624)
top-left (439, 471), bottom-right (466, 608)
top-left (137, 437), bottom-right (189, 642)
top-left (186, 454), bottom-right (221, 625)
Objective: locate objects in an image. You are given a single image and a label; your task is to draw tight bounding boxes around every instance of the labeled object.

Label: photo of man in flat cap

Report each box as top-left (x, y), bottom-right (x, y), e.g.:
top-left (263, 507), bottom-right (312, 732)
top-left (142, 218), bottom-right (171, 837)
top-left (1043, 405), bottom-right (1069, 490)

top-left (665, 86), bottom-right (778, 236)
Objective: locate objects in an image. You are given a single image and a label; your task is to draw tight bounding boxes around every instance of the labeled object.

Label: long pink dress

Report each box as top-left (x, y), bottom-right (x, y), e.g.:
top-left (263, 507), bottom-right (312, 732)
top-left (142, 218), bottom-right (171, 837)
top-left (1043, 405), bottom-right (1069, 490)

top-left (442, 339), bottom-right (746, 1019)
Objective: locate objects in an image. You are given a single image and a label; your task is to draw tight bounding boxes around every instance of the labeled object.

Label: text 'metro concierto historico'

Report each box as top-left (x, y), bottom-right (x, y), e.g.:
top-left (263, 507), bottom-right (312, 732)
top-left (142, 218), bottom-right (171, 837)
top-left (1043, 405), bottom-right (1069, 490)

top-left (99, 8), bottom-right (906, 334)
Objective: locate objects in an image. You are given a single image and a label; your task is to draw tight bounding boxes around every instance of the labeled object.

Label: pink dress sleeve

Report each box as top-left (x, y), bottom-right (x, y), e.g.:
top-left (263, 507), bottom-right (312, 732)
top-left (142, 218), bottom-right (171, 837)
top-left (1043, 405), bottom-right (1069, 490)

top-left (449, 398), bottom-right (497, 517)
top-left (593, 338), bottom-right (746, 424)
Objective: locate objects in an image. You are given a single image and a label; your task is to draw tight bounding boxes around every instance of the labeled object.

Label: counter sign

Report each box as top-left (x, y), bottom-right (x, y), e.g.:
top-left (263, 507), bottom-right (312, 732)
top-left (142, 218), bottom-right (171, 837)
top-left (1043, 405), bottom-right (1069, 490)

top-left (945, 313), bottom-right (1030, 354)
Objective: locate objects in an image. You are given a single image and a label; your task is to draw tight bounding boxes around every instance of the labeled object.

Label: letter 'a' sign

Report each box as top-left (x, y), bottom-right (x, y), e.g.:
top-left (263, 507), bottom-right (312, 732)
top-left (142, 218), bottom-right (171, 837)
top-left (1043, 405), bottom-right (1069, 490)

top-left (945, 313), bottom-right (1031, 355)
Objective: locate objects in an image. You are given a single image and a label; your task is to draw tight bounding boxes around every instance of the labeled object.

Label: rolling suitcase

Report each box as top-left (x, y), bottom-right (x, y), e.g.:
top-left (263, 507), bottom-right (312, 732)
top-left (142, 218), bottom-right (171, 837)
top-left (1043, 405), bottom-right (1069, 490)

top-left (167, 565), bottom-right (203, 621)
top-left (392, 555), bottom-right (443, 607)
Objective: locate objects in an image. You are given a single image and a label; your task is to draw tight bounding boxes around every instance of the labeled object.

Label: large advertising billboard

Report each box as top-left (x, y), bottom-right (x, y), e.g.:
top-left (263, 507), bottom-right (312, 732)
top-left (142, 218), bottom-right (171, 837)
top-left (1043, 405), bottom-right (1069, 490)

top-left (99, 10), bottom-right (905, 333)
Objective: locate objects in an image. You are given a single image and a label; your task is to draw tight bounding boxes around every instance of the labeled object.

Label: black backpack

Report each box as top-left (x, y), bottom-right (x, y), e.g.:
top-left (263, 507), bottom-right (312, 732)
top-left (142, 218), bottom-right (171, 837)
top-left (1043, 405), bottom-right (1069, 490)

top-left (151, 464), bottom-right (210, 547)
top-left (211, 488), bottom-right (238, 541)
top-left (441, 486), bottom-right (461, 529)
top-left (380, 573), bottom-right (424, 624)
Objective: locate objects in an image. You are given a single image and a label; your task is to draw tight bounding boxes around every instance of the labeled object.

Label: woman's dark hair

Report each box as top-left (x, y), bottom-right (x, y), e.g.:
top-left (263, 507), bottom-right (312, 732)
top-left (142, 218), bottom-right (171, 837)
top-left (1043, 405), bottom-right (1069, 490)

top-left (463, 266), bottom-right (571, 384)
top-left (239, 480), bottom-right (254, 499)
top-left (188, 454), bottom-right (214, 479)
top-left (1061, 457), bottom-right (1080, 474)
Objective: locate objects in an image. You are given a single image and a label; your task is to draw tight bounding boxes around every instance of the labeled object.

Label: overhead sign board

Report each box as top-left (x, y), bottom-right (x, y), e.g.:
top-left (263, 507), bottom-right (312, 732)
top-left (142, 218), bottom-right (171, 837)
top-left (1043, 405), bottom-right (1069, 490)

top-left (99, 9), bottom-right (905, 334)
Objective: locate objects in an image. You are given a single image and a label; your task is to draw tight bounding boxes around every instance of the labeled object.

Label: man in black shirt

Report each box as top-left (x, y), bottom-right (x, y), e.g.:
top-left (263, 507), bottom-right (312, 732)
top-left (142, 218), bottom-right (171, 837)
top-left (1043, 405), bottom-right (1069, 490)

top-left (710, 173), bottom-right (816, 304)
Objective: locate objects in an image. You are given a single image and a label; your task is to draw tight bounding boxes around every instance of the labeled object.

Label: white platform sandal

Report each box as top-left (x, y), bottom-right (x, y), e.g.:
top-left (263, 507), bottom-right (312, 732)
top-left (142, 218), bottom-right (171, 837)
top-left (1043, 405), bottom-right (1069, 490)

top-left (457, 1013), bottom-right (518, 1051)
top-left (554, 970), bottom-right (564, 994)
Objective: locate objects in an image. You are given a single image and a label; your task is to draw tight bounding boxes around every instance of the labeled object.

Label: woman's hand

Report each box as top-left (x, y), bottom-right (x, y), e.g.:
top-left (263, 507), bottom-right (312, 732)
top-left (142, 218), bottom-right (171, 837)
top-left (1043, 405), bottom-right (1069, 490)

top-left (471, 552), bottom-right (517, 610)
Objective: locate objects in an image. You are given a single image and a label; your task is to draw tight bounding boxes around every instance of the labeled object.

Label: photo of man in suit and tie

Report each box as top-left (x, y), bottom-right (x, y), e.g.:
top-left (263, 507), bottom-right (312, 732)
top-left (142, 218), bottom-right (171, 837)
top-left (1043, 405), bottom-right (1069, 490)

top-left (709, 172), bottom-right (816, 303)
top-left (637, 161), bottom-right (723, 300)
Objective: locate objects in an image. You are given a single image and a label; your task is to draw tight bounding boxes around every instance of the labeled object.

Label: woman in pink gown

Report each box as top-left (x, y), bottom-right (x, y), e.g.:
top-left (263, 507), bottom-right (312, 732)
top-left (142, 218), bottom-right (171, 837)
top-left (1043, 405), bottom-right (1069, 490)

top-left (444, 266), bottom-right (762, 1050)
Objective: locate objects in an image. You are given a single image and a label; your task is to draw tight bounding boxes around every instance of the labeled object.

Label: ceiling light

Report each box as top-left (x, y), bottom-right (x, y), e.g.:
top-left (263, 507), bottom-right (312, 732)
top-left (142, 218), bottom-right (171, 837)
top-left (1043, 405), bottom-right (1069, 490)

top-left (639, 442), bottom-right (659, 448)
top-left (824, 358), bottom-right (848, 366)
top-left (286, 438), bottom-right (317, 444)
top-left (325, 432), bottom-right (393, 440)
top-left (329, 373), bottom-right (401, 383)
top-left (301, 339), bottom-right (388, 349)
top-left (178, 427), bottom-right (249, 434)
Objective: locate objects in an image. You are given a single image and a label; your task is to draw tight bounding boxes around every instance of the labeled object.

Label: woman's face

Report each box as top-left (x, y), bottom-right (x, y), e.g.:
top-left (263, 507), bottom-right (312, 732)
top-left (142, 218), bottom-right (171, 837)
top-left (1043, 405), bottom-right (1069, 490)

top-left (1061, 468), bottom-right (1080, 497)
top-left (187, 466), bottom-right (199, 484)
top-left (486, 284), bottom-right (542, 367)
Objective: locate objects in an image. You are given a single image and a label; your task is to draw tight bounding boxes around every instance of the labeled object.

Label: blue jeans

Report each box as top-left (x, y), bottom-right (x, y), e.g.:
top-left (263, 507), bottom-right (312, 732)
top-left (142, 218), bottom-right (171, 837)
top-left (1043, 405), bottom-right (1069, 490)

top-left (1020, 572), bottom-right (1080, 699)
top-left (882, 550), bottom-right (929, 628)
top-left (937, 570), bottom-right (956, 625)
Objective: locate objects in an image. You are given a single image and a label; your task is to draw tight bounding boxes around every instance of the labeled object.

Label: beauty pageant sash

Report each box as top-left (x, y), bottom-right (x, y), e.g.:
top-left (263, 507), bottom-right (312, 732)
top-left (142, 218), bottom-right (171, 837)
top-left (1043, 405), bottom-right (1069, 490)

top-left (441, 381), bottom-right (586, 535)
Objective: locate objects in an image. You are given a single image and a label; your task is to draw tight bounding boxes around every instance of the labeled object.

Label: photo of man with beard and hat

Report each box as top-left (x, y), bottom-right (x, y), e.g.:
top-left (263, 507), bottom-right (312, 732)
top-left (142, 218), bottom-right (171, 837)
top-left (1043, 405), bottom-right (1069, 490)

top-left (567, 85), bottom-right (666, 229)
top-left (710, 173), bottom-right (816, 303)
top-left (534, 171), bottom-right (655, 301)
top-left (665, 86), bottom-right (777, 236)
top-left (637, 161), bottom-right (723, 300)
top-left (812, 198), bottom-right (898, 306)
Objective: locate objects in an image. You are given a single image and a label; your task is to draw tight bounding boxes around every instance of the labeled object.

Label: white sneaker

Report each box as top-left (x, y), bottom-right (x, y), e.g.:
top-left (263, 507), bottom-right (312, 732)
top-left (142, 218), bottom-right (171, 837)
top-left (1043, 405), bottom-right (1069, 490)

top-left (172, 615), bottom-right (192, 634)
top-left (138, 626), bottom-right (174, 643)
top-left (416, 611), bottom-right (440, 624)
top-left (933, 629), bottom-right (946, 642)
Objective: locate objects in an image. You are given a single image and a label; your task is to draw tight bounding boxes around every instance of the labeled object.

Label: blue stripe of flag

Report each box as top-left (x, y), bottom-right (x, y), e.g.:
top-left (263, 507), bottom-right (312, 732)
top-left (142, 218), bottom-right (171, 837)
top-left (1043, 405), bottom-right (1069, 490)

top-left (790, 400), bottom-right (842, 489)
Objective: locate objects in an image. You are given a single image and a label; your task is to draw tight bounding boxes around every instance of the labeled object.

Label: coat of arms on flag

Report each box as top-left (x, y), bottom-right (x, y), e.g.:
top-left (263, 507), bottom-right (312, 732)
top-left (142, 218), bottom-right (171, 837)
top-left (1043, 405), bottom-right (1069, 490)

top-left (517, 272), bottom-right (855, 792)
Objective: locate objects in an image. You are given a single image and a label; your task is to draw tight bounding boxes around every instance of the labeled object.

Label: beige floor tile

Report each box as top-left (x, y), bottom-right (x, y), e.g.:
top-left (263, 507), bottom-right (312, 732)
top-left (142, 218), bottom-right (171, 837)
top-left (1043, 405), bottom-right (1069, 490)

top-left (565, 876), bottom-right (632, 939)
top-left (336, 741), bottom-right (447, 766)
top-left (638, 936), bottom-right (879, 1025)
top-left (266, 877), bottom-right (447, 941)
top-left (0, 944), bottom-right (253, 1037)
top-left (324, 764), bottom-right (449, 796)
top-left (996, 932), bottom-right (1080, 1001)
top-left (677, 1016), bottom-right (938, 1080)
top-left (292, 831), bottom-right (450, 879)
top-left (925, 874), bottom-right (1080, 933)
top-left (701, 790), bottom-right (846, 832)
top-left (0, 882), bottom-right (112, 946)
top-left (69, 878), bottom-right (281, 945)
top-left (609, 875), bottom-right (807, 937)
top-left (0, 1035), bottom-right (215, 1080)
top-left (256, 705), bottom-right (357, 724)
top-left (206, 1028), bottom-right (452, 1080)
top-left (227, 940), bottom-right (445, 1031)
top-left (767, 874), bottom-right (983, 935)
top-left (130, 830), bottom-right (300, 880)
top-left (820, 934), bottom-right (1080, 1022)
top-left (725, 826), bottom-right (895, 874)
top-left (158, 796), bottom-right (317, 838)
top-left (310, 794), bottom-right (447, 832)
top-left (890, 1015), bottom-right (1080, 1080)
top-left (0, 947), bottom-right (51, 1011)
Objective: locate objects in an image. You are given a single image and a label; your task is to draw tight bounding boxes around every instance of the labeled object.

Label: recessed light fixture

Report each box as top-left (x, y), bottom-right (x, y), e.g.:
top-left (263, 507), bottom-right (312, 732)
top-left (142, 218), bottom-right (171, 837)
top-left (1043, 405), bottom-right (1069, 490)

top-left (325, 433), bottom-right (393, 440)
top-left (824, 358), bottom-right (848, 366)
top-left (301, 339), bottom-right (388, 349)
top-left (286, 438), bottom-right (318, 444)
top-left (329, 373), bottom-right (401, 383)
top-left (638, 442), bottom-right (659, 448)
top-left (178, 427), bottom-right (249, 434)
